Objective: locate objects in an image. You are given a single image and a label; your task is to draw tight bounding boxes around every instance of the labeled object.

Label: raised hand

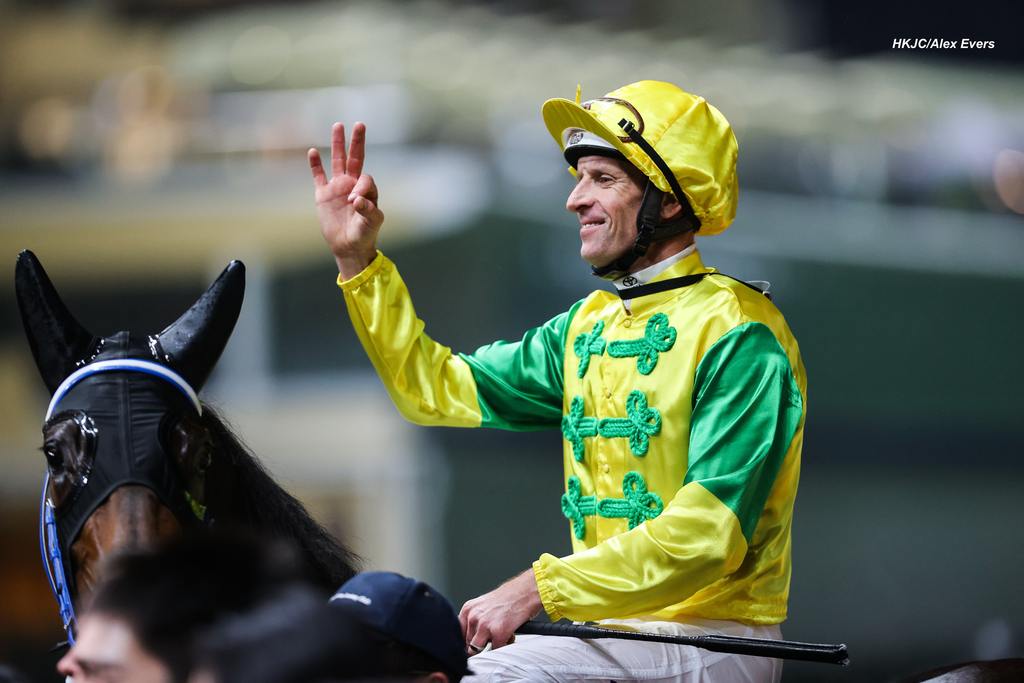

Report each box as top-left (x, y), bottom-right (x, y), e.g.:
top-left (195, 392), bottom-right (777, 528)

top-left (308, 122), bottom-right (383, 279)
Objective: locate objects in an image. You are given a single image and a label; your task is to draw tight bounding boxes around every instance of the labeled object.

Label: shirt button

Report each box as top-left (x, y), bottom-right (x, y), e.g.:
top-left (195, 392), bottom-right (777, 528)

top-left (604, 389), bottom-right (612, 399)
top-left (602, 464), bottom-right (611, 473)
top-left (623, 319), bottom-right (632, 328)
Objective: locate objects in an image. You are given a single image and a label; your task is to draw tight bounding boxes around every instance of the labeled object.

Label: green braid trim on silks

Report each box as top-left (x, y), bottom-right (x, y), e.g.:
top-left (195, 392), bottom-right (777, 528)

top-left (561, 476), bottom-right (598, 540)
top-left (596, 471), bottom-right (665, 529)
top-left (597, 390), bottom-right (662, 457)
top-left (561, 395), bottom-right (598, 462)
top-left (607, 312), bottom-right (677, 375)
top-left (573, 320), bottom-right (607, 379)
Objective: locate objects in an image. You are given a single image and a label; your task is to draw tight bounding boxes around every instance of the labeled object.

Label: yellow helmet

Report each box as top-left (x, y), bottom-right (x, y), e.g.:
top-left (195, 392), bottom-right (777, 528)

top-left (542, 80), bottom-right (738, 237)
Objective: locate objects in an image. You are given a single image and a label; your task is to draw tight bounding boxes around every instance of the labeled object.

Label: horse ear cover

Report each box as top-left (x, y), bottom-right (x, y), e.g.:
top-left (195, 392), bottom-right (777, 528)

top-left (15, 250), bottom-right (98, 394)
top-left (15, 250), bottom-right (246, 394)
top-left (154, 260), bottom-right (245, 390)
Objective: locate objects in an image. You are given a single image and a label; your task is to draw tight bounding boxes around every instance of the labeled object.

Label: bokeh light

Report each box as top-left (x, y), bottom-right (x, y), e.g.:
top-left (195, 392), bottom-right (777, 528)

top-left (229, 25), bottom-right (292, 86)
top-left (993, 148), bottom-right (1024, 214)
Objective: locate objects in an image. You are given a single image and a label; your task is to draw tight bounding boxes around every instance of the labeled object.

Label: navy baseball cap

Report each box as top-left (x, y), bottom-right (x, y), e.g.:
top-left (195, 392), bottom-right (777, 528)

top-left (329, 571), bottom-right (470, 677)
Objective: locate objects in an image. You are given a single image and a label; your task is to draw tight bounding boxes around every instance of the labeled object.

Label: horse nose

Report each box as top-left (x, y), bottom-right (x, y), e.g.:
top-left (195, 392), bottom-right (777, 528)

top-left (73, 485), bottom-right (183, 600)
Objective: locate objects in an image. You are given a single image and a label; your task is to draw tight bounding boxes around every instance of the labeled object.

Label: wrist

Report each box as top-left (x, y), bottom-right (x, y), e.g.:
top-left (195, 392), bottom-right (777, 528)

top-left (336, 250), bottom-right (377, 280)
top-left (519, 568), bottom-right (543, 617)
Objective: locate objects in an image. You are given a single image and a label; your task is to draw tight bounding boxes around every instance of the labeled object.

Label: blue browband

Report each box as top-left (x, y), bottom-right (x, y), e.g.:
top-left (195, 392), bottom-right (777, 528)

top-left (46, 359), bottom-right (202, 420)
top-left (39, 360), bottom-right (201, 646)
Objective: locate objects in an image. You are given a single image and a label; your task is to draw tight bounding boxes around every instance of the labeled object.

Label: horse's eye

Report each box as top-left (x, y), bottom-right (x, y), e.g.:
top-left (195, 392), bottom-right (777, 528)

top-left (43, 442), bottom-right (64, 470)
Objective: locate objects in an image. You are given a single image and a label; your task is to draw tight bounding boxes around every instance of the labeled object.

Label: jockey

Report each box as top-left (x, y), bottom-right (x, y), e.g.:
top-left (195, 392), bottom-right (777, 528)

top-left (309, 80), bottom-right (806, 683)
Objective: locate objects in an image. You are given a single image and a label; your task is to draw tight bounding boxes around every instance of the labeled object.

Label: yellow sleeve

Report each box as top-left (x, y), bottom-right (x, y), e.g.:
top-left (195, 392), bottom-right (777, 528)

top-left (338, 252), bottom-right (483, 427)
top-left (532, 482), bottom-right (747, 622)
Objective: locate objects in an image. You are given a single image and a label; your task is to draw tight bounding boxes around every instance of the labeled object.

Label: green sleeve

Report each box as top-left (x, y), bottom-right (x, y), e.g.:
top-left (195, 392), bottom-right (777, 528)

top-left (458, 299), bottom-right (583, 431)
top-left (685, 321), bottom-right (804, 541)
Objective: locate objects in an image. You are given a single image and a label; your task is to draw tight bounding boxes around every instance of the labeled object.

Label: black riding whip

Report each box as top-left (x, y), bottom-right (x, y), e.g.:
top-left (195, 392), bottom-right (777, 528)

top-left (515, 621), bottom-right (849, 666)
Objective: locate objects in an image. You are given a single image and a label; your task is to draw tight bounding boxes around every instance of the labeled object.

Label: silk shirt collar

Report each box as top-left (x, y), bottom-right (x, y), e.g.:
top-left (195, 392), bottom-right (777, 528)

top-left (612, 244), bottom-right (697, 292)
top-left (612, 245), bottom-right (708, 313)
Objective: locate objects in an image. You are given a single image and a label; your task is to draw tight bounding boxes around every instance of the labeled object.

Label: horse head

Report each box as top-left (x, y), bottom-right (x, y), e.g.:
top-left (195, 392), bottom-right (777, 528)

top-left (16, 250), bottom-right (244, 641)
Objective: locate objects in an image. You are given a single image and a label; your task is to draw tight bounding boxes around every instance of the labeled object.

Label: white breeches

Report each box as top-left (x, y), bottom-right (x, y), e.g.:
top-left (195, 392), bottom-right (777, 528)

top-left (463, 618), bottom-right (784, 683)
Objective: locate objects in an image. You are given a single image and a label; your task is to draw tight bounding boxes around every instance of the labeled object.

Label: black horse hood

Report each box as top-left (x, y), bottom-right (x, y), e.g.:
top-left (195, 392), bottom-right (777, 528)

top-left (48, 358), bottom-right (200, 578)
top-left (16, 250), bottom-right (245, 597)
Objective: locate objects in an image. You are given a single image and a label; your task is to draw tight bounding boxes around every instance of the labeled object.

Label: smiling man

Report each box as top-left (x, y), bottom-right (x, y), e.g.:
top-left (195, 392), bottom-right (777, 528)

top-left (310, 80), bottom-right (807, 682)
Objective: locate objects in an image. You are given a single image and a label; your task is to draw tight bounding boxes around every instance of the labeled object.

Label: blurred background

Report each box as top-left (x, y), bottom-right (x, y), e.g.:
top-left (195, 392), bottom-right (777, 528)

top-left (1, 0), bottom-right (1022, 680)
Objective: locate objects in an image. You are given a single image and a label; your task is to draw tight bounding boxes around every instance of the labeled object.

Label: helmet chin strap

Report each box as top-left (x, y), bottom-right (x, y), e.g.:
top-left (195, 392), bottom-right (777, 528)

top-left (591, 117), bottom-right (702, 280)
top-left (590, 181), bottom-right (698, 280)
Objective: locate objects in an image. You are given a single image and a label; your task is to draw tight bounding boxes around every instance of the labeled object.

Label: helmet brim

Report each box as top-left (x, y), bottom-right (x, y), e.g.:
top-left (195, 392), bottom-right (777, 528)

top-left (541, 97), bottom-right (672, 196)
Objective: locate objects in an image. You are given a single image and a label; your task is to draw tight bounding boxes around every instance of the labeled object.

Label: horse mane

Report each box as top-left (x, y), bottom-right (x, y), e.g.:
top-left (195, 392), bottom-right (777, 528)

top-left (198, 403), bottom-right (361, 592)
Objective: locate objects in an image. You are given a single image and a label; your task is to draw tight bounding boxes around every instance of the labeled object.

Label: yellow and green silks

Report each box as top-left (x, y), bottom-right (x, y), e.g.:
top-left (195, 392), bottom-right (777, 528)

top-left (340, 249), bottom-right (806, 626)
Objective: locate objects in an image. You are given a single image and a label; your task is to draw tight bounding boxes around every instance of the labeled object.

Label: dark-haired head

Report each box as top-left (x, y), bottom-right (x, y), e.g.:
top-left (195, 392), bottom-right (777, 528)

top-left (192, 590), bottom-right (374, 683)
top-left (58, 532), bottom-right (312, 683)
top-left (193, 588), bottom-right (464, 683)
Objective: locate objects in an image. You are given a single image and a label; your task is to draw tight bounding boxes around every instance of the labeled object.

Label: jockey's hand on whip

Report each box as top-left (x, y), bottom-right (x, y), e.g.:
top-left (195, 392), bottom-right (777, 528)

top-left (308, 121), bottom-right (383, 280)
top-left (459, 569), bottom-right (542, 655)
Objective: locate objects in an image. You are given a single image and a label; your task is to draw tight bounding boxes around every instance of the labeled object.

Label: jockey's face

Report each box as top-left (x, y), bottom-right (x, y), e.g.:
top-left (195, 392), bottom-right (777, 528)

top-left (57, 614), bottom-right (171, 683)
top-left (566, 156), bottom-right (646, 269)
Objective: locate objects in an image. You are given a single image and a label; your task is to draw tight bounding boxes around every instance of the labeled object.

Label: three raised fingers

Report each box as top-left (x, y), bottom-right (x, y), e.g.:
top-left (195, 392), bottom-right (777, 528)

top-left (309, 122), bottom-right (369, 189)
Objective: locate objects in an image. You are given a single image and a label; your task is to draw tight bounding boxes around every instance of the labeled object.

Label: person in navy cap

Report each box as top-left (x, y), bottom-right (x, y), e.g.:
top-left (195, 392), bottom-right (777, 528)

top-left (330, 572), bottom-right (470, 682)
